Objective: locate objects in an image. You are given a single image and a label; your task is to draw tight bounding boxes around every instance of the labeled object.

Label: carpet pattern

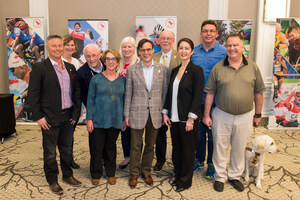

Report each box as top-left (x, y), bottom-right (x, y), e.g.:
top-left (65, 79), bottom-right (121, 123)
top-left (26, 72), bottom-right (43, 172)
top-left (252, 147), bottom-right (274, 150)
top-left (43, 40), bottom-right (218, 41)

top-left (0, 125), bottom-right (299, 199)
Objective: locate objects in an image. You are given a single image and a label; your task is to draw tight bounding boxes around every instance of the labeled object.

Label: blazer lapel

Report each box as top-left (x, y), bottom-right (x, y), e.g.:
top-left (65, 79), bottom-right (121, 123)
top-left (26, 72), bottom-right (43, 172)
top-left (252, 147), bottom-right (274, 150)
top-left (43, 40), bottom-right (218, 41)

top-left (150, 64), bottom-right (160, 92)
top-left (180, 61), bottom-right (192, 83)
top-left (135, 62), bottom-right (148, 91)
top-left (65, 62), bottom-right (74, 90)
top-left (45, 58), bottom-right (60, 88)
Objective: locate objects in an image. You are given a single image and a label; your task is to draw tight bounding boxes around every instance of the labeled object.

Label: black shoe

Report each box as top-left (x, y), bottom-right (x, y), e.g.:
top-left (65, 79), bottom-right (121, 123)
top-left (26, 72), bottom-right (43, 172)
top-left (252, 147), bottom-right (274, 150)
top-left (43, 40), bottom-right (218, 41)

top-left (229, 179), bottom-right (244, 192)
top-left (175, 186), bottom-right (187, 192)
top-left (213, 181), bottom-right (224, 192)
top-left (170, 180), bottom-right (177, 186)
top-left (119, 161), bottom-right (130, 170)
top-left (153, 162), bottom-right (164, 172)
top-left (71, 160), bottom-right (80, 169)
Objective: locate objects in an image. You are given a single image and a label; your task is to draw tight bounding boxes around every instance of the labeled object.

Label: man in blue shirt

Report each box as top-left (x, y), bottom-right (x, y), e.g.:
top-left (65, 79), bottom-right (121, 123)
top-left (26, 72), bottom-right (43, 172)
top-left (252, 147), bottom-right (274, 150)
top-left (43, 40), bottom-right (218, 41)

top-left (191, 20), bottom-right (226, 179)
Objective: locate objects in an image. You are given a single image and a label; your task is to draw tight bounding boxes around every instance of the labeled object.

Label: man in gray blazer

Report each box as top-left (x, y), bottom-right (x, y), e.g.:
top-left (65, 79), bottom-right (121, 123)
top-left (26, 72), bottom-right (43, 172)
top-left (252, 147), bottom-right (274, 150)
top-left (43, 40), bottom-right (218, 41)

top-left (153, 30), bottom-right (181, 171)
top-left (124, 38), bottom-right (168, 188)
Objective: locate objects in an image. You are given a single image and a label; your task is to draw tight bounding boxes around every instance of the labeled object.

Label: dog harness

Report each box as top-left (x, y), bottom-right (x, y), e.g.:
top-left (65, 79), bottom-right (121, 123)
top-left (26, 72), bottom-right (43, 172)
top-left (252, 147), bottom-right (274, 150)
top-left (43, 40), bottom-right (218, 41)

top-left (245, 147), bottom-right (260, 164)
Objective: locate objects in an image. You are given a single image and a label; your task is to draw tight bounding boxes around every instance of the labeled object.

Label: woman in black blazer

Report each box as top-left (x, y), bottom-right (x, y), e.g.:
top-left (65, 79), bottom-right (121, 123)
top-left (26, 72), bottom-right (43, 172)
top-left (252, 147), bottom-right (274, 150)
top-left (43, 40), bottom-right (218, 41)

top-left (163, 38), bottom-right (204, 192)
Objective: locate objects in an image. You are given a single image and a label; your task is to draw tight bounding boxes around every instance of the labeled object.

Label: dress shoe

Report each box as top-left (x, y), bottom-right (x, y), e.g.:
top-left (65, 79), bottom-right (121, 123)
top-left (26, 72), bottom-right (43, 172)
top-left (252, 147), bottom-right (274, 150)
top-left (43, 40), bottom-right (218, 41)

top-left (175, 186), bottom-right (187, 192)
top-left (71, 160), bottom-right (80, 169)
top-left (142, 174), bottom-right (153, 186)
top-left (170, 180), bottom-right (177, 187)
top-left (153, 162), bottom-right (164, 172)
top-left (91, 178), bottom-right (100, 185)
top-left (129, 175), bottom-right (138, 188)
top-left (119, 158), bottom-right (130, 169)
top-left (108, 177), bottom-right (116, 185)
top-left (213, 181), bottom-right (224, 192)
top-left (63, 176), bottom-right (82, 187)
top-left (49, 183), bottom-right (63, 195)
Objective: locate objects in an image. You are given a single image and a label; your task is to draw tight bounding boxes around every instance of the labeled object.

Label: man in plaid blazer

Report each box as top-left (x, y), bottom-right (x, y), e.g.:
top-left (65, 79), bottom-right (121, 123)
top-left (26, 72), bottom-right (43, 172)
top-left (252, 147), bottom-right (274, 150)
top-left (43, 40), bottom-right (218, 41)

top-left (124, 38), bottom-right (168, 188)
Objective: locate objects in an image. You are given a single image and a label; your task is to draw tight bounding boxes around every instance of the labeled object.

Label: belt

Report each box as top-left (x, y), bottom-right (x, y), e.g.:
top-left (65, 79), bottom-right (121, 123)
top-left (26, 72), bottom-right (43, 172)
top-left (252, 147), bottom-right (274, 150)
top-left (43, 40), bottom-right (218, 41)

top-left (61, 107), bottom-right (72, 114)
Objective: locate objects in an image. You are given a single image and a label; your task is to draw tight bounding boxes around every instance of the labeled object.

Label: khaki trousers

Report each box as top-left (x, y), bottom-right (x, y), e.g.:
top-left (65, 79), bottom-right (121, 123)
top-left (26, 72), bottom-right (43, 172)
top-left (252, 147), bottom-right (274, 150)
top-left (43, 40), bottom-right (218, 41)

top-left (211, 107), bottom-right (253, 182)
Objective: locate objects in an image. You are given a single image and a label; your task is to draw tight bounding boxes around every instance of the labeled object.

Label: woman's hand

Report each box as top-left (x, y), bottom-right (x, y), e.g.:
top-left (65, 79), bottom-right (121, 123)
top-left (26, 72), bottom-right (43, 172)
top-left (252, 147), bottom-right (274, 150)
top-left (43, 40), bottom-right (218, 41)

top-left (121, 121), bottom-right (127, 132)
top-left (185, 118), bottom-right (194, 132)
top-left (163, 114), bottom-right (171, 127)
top-left (87, 120), bottom-right (94, 133)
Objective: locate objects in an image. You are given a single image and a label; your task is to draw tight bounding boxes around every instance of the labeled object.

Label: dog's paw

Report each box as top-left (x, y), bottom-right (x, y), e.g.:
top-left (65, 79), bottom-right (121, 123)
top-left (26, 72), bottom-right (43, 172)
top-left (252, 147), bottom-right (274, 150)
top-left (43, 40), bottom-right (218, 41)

top-left (244, 175), bottom-right (250, 182)
top-left (256, 181), bottom-right (262, 188)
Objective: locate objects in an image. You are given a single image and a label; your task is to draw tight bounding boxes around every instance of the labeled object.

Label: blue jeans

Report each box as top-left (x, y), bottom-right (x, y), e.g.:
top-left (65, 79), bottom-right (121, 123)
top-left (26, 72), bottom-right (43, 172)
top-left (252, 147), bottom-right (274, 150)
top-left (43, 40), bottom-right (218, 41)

top-left (195, 104), bottom-right (215, 164)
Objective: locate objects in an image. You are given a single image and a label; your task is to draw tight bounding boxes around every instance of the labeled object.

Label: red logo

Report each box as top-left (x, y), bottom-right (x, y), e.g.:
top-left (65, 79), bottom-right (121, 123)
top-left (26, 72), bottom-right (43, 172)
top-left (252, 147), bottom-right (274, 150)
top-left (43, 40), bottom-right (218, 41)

top-left (165, 19), bottom-right (175, 28)
top-left (98, 22), bottom-right (106, 31)
top-left (14, 55), bottom-right (18, 59)
top-left (33, 19), bottom-right (42, 28)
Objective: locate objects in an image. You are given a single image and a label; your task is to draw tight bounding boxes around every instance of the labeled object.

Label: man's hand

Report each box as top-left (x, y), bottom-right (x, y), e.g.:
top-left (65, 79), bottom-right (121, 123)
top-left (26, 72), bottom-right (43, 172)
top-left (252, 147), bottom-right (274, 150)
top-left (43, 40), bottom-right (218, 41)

top-left (202, 116), bottom-right (212, 127)
top-left (87, 120), bottom-right (94, 133)
top-left (70, 118), bottom-right (76, 125)
top-left (253, 116), bottom-right (261, 127)
top-left (163, 114), bottom-right (171, 127)
top-left (125, 116), bottom-right (130, 127)
top-left (37, 117), bottom-right (51, 130)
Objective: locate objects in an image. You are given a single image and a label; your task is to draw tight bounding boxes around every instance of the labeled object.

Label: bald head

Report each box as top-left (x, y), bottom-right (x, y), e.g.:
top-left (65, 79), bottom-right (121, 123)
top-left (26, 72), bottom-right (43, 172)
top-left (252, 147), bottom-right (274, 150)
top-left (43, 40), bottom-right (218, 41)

top-left (275, 23), bottom-right (282, 36)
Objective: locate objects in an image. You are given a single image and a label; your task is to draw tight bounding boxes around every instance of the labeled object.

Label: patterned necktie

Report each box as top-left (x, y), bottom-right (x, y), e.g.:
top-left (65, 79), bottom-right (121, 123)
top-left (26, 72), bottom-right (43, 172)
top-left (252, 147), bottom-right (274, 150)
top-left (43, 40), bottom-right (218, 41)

top-left (162, 54), bottom-right (167, 66)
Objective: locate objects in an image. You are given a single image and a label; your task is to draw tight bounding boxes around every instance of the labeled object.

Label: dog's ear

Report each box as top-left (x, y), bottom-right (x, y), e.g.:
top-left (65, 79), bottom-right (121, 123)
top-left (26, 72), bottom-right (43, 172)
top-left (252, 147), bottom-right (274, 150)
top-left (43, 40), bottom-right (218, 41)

top-left (257, 140), bottom-right (266, 151)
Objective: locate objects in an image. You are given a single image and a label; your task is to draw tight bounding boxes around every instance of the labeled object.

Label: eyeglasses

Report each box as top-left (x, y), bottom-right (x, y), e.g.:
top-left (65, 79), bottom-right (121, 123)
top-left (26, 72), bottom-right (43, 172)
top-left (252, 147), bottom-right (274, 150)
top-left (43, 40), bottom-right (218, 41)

top-left (160, 37), bottom-right (173, 41)
top-left (201, 29), bottom-right (217, 33)
top-left (139, 48), bottom-right (153, 53)
top-left (106, 57), bottom-right (116, 62)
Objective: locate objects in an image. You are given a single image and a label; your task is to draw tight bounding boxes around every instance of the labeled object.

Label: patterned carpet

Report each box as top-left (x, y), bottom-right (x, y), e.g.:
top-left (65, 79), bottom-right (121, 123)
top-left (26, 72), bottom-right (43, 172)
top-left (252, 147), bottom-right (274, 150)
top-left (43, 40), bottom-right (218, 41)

top-left (0, 125), bottom-right (299, 200)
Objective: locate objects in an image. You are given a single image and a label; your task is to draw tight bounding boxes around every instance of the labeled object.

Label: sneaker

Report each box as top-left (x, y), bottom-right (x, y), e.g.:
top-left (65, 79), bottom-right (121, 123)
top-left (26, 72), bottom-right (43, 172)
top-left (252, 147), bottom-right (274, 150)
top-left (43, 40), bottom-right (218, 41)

top-left (194, 159), bottom-right (204, 171)
top-left (228, 179), bottom-right (244, 192)
top-left (213, 181), bottom-right (224, 192)
top-left (206, 163), bottom-right (215, 179)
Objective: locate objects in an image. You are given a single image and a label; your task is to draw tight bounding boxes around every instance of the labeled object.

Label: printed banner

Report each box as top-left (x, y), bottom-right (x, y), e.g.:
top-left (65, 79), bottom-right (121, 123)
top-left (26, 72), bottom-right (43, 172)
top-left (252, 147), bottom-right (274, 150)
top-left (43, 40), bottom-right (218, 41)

top-left (268, 18), bottom-right (300, 129)
top-left (68, 19), bottom-right (109, 124)
top-left (68, 19), bottom-right (109, 63)
top-left (215, 20), bottom-right (252, 58)
top-left (6, 17), bottom-right (45, 122)
top-left (136, 16), bottom-right (177, 53)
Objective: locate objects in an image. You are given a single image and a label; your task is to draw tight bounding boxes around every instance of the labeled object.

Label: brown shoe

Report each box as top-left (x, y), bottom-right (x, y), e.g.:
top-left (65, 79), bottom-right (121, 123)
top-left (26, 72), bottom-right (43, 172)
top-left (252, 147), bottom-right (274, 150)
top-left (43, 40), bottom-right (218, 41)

top-left (91, 178), bottom-right (100, 185)
top-left (142, 174), bottom-right (153, 186)
top-left (63, 176), bottom-right (82, 187)
top-left (49, 183), bottom-right (63, 195)
top-left (129, 175), bottom-right (138, 188)
top-left (108, 177), bottom-right (116, 185)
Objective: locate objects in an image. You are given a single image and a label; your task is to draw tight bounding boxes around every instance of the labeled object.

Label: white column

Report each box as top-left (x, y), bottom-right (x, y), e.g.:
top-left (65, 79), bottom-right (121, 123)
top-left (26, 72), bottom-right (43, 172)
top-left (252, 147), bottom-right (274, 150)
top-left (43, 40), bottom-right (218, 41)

top-left (29, 0), bottom-right (49, 36)
top-left (254, 0), bottom-right (290, 116)
top-left (208, 0), bottom-right (228, 20)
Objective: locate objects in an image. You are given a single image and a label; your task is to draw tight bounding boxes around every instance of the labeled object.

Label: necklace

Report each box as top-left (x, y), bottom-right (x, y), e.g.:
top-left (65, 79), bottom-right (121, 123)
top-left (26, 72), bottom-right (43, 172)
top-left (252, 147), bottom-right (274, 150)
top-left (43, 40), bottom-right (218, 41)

top-left (106, 71), bottom-right (117, 103)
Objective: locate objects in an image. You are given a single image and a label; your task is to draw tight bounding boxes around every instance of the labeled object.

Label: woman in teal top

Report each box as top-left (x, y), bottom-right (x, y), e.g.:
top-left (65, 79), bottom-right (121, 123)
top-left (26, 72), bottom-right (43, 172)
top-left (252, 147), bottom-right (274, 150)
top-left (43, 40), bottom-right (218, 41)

top-left (86, 49), bottom-right (126, 186)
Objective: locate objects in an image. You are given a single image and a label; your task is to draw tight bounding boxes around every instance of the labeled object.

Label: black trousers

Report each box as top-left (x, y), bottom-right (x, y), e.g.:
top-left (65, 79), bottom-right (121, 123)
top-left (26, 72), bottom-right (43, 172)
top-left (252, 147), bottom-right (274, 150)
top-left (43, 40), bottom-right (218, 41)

top-left (42, 110), bottom-right (74, 185)
top-left (170, 121), bottom-right (199, 189)
top-left (89, 127), bottom-right (120, 178)
top-left (155, 124), bottom-right (168, 164)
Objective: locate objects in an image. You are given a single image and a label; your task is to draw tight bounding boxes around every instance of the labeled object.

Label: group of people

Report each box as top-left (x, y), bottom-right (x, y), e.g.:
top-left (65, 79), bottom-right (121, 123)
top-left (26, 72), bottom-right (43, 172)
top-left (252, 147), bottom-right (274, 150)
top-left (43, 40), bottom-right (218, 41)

top-left (27, 20), bottom-right (265, 195)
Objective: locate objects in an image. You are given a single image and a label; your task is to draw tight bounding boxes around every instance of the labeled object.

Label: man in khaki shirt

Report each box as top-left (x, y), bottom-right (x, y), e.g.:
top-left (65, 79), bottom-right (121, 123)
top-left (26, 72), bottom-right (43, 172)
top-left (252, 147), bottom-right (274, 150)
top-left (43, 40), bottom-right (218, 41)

top-left (203, 34), bottom-right (265, 192)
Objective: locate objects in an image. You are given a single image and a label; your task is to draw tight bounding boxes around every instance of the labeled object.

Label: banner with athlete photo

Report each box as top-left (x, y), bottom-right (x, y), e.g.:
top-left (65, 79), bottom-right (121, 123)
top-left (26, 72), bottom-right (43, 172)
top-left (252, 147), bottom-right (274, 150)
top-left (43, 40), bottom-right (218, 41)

top-left (68, 19), bottom-right (109, 63)
top-left (6, 17), bottom-right (45, 122)
top-left (215, 20), bottom-right (252, 58)
top-left (268, 18), bottom-right (300, 129)
top-left (136, 16), bottom-right (177, 53)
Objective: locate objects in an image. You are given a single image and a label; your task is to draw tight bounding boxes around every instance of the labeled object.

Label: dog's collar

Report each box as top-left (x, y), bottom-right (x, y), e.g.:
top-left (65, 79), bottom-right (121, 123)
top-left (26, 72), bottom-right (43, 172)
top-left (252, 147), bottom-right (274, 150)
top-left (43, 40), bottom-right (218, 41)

top-left (245, 147), bottom-right (261, 164)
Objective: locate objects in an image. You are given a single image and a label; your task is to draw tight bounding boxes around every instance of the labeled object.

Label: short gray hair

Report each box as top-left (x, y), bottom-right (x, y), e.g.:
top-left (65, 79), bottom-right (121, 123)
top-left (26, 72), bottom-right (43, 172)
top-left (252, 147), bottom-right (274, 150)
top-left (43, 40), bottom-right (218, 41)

top-left (83, 43), bottom-right (101, 55)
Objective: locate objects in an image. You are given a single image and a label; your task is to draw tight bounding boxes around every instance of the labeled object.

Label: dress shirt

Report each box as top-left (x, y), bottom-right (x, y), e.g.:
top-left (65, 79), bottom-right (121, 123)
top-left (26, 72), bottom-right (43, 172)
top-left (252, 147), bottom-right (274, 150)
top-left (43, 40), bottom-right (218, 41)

top-left (159, 50), bottom-right (172, 68)
top-left (142, 61), bottom-right (154, 91)
top-left (50, 58), bottom-right (73, 109)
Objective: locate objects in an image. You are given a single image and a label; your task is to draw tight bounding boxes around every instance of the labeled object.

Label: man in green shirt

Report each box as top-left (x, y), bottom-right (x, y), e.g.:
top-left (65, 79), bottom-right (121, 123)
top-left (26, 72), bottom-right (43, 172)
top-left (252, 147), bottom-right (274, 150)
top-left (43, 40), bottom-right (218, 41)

top-left (203, 34), bottom-right (265, 192)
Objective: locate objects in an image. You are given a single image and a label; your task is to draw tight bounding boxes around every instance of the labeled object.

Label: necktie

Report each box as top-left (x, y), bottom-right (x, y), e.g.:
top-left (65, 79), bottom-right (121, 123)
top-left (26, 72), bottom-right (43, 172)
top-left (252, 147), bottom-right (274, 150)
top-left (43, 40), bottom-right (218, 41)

top-left (162, 54), bottom-right (167, 66)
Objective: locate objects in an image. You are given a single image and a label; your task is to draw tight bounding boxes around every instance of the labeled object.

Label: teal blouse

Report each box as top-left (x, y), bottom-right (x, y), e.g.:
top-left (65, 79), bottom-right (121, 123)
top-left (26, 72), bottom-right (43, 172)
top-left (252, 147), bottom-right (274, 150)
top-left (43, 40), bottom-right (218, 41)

top-left (86, 73), bottom-right (126, 129)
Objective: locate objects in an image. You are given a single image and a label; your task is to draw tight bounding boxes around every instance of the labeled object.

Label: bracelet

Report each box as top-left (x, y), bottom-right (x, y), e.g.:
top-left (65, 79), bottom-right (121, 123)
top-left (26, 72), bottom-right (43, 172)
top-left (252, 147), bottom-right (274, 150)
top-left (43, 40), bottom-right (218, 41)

top-left (254, 113), bottom-right (261, 118)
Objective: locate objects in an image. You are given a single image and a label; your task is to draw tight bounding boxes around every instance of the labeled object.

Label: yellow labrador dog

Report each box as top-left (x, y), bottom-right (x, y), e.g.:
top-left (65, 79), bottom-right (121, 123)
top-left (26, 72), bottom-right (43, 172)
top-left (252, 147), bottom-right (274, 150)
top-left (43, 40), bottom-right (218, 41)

top-left (244, 135), bottom-right (280, 188)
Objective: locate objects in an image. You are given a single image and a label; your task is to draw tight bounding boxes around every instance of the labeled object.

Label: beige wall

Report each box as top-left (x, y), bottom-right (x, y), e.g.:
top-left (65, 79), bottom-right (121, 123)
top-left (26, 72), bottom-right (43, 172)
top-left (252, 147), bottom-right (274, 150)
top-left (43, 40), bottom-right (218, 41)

top-left (290, 0), bottom-right (300, 17)
top-left (49, 0), bottom-right (208, 50)
top-left (228, 0), bottom-right (258, 60)
top-left (0, 0), bottom-right (29, 93)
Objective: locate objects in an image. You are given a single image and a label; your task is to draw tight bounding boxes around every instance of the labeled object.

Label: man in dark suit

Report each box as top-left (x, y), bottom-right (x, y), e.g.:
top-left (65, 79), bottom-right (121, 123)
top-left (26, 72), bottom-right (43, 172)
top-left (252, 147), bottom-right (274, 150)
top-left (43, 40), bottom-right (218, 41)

top-left (76, 43), bottom-right (105, 108)
top-left (28, 35), bottom-right (82, 195)
top-left (152, 30), bottom-right (181, 171)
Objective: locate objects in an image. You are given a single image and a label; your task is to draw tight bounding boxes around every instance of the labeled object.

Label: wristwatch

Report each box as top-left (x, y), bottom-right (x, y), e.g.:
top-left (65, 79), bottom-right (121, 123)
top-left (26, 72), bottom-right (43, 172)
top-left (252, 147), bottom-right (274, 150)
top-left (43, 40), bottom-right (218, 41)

top-left (254, 113), bottom-right (261, 118)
